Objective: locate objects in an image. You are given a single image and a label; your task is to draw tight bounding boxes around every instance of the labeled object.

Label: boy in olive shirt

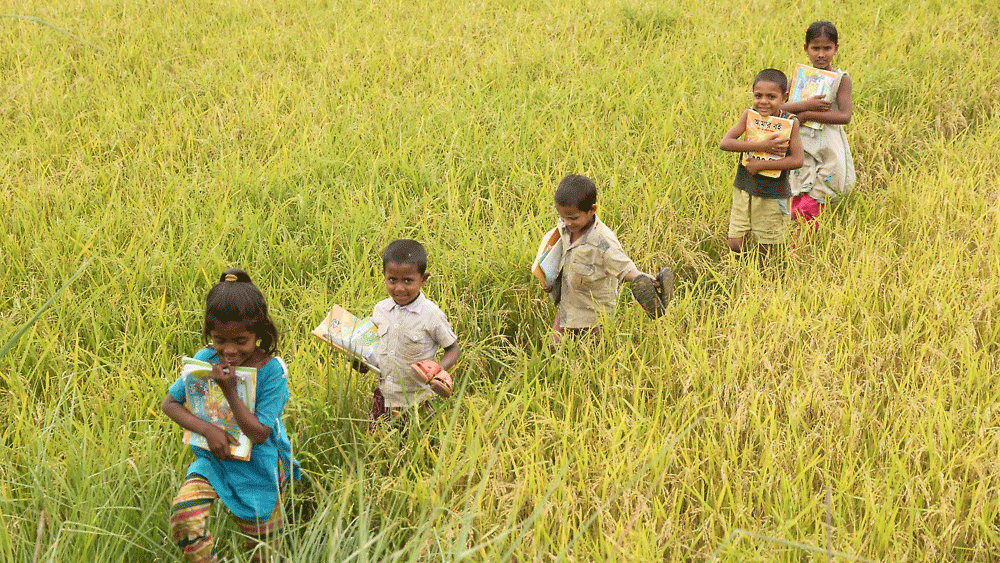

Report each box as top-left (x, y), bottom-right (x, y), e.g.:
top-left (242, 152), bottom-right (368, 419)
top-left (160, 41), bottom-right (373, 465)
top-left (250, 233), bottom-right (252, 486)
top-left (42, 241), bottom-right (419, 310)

top-left (544, 175), bottom-right (660, 342)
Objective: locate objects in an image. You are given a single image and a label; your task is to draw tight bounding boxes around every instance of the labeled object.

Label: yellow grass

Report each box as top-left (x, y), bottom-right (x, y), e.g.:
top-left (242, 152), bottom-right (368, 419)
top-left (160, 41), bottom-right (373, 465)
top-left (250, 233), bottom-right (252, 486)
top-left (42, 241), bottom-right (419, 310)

top-left (1, 0), bottom-right (998, 561)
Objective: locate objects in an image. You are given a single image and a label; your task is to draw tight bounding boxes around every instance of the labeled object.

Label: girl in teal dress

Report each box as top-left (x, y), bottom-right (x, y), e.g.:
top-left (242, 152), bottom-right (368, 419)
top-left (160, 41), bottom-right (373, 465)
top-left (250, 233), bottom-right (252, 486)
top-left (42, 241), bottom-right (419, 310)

top-left (162, 268), bottom-right (299, 563)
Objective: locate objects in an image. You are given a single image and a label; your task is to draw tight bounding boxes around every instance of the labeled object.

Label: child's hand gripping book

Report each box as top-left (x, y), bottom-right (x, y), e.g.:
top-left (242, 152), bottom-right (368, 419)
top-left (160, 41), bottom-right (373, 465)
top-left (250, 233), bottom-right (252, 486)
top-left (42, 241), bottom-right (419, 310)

top-left (743, 109), bottom-right (794, 179)
top-left (181, 357), bottom-right (256, 461)
top-left (531, 227), bottom-right (562, 302)
top-left (312, 304), bottom-right (382, 374)
top-left (788, 63), bottom-right (838, 130)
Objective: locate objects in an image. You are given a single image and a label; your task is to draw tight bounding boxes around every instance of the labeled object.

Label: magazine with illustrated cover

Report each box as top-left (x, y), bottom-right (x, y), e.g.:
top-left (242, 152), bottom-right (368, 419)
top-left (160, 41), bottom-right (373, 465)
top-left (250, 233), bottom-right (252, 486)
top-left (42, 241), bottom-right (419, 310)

top-left (531, 227), bottom-right (562, 286)
top-left (788, 63), bottom-right (838, 130)
top-left (743, 109), bottom-right (794, 179)
top-left (312, 304), bottom-right (382, 374)
top-left (531, 227), bottom-right (562, 303)
top-left (181, 356), bottom-right (256, 461)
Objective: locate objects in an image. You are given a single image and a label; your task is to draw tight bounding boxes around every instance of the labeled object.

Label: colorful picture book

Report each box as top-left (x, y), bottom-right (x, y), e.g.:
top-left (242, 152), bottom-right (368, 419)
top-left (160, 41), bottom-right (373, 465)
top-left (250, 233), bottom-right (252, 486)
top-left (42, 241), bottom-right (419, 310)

top-left (788, 63), bottom-right (838, 130)
top-left (181, 356), bottom-right (256, 461)
top-left (531, 227), bottom-right (562, 285)
top-left (743, 109), bottom-right (794, 179)
top-left (312, 304), bottom-right (382, 374)
top-left (531, 227), bottom-right (562, 302)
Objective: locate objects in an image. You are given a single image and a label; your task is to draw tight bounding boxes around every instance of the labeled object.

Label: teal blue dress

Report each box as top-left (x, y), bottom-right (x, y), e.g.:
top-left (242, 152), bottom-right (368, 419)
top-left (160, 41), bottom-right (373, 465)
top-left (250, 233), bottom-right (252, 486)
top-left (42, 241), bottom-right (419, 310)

top-left (168, 347), bottom-right (301, 521)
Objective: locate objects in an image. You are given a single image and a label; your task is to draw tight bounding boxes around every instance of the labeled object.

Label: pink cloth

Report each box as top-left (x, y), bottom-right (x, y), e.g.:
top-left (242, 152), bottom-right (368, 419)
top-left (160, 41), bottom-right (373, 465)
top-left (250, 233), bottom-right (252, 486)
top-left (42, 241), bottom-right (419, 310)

top-left (791, 194), bottom-right (825, 229)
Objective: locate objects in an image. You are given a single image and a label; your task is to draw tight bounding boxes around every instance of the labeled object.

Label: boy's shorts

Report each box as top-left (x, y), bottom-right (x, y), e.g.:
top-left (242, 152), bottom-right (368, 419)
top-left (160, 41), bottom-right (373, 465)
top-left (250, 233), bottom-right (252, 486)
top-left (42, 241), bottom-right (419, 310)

top-left (728, 188), bottom-right (790, 245)
top-left (551, 311), bottom-right (600, 346)
top-left (369, 388), bottom-right (434, 434)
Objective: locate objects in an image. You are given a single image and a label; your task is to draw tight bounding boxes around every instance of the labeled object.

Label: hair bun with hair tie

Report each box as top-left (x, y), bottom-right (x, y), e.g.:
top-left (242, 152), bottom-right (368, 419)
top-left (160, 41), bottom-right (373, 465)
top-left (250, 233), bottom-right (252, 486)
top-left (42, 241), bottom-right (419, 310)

top-left (225, 274), bottom-right (238, 282)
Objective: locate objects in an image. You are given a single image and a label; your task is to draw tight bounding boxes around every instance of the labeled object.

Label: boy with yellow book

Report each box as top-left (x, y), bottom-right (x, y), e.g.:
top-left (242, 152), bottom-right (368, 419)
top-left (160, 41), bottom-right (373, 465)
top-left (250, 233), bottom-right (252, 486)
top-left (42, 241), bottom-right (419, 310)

top-left (719, 69), bottom-right (804, 258)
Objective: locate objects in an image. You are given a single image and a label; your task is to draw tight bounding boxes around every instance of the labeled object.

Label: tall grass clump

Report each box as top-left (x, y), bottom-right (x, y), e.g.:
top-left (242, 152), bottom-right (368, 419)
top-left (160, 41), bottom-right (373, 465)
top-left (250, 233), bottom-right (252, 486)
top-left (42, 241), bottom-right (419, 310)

top-left (1, 0), bottom-right (999, 561)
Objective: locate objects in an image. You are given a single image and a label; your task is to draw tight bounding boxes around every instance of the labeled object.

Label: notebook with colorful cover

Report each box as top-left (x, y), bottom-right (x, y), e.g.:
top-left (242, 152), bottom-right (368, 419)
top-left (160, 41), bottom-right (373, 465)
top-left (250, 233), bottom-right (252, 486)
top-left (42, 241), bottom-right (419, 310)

top-left (181, 356), bottom-right (256, 461)
top-left (743, 109), bottom-right (794, 179)
top-left (788, 63), bottom-right (838, 130)
top-left (312, 304), bottom-right (382, 374)
top-left (531, 227), bottom-right (562, 286)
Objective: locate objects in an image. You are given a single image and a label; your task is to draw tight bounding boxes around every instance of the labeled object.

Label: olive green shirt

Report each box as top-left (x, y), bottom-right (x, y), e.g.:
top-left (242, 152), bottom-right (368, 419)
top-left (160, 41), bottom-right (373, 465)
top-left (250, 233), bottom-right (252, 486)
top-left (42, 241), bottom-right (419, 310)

top-left (556, 217), bottom-right (637, 329)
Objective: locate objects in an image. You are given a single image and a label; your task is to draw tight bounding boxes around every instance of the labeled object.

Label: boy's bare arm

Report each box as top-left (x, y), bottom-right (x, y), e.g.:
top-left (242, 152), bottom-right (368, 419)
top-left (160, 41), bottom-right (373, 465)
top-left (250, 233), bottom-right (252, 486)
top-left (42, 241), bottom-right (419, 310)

top-left (624, 268), bottom-right (666, 294)
top-left (720, 110), bottom-right (788, 155)
top-left (719, 110), bottom-right (750, 152)
top-left (623, 268), bottom-right (654, 284)
top-left (439, 341), bottom-right (461, 372)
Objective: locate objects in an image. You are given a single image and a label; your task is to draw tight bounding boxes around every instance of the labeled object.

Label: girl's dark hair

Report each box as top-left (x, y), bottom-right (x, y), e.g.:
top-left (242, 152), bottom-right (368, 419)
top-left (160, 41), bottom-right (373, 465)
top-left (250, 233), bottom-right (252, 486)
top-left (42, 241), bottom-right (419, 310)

top-left (805, 20), bottom-right (838, 45)
top-left (202, 268), bottom-right (279, 355)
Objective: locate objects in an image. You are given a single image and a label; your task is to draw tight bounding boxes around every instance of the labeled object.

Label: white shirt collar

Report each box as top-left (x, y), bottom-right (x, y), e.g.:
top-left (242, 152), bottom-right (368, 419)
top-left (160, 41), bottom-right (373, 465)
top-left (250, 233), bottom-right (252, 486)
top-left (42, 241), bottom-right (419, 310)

top-left (391, 291), bottom-right (426, 313)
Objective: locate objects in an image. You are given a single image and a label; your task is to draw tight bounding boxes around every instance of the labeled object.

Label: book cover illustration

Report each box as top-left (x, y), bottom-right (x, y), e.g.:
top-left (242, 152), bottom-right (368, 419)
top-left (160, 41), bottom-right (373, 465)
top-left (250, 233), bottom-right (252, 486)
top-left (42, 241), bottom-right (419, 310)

top-left (531, 227), bottom-right (562, 286)
top-left (181, 356), bottom-right (256, 461)
top-left (743, 109), bottom-right (794, 179)
top-left (312, 305), bottom-right (382, 374)
top-left (788, 63), bottom-right (838, 130)
top-left (531, 227), bottom-right (562, 303)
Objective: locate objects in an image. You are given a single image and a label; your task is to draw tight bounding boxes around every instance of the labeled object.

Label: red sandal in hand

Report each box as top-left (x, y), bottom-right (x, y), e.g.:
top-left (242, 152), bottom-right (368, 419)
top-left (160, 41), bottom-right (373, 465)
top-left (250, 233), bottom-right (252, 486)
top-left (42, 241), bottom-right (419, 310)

top-left (410, 360), bottom-right (453, 398)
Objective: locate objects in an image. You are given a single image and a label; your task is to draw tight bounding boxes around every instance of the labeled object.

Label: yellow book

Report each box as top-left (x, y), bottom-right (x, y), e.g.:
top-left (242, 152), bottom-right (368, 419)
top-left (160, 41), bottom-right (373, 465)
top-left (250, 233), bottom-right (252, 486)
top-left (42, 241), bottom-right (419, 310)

top-left (788, 63), bottom-right (838, 130)
top-left (743, 109), bottom-right (794, 179)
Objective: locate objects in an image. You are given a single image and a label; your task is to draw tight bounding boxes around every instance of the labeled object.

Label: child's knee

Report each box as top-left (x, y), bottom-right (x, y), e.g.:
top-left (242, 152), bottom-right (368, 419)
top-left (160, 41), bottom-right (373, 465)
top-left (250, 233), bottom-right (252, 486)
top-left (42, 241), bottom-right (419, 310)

top-left (170, 502), bottom-right (212, 544)
top-left (727, 237), bottom-right (744, 252)
top-left (169, 503), bottom-right (215, 563)
top-left (170, 484), bottom-right (216, 550)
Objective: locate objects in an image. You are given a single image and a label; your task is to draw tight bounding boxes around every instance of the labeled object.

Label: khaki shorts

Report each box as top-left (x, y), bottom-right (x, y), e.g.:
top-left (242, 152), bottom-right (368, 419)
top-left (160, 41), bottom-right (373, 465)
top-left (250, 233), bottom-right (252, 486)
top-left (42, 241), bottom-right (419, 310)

top-left (728, 188), bottom-right (790, 245)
